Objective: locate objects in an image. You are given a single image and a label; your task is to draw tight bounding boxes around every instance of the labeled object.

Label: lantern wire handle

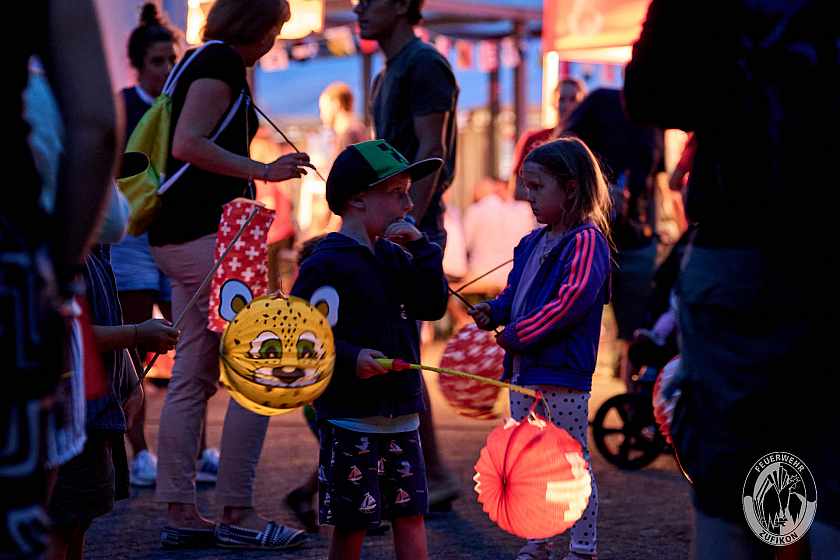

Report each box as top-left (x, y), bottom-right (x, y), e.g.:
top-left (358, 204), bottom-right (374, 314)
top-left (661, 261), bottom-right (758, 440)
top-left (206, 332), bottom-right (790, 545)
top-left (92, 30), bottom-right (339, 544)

top-left (452, 258), bottom-right (514, 295)
top-left (527, 390), bottom-right (552, 424)
top-left (142, 206), bottom-right (259, 379)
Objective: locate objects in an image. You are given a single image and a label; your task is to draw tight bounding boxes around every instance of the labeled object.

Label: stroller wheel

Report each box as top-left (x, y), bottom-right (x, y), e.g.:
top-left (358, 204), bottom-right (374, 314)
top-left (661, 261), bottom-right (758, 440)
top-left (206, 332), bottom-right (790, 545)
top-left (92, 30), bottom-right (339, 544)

top-left (592, 393), bottom-right (665, 470)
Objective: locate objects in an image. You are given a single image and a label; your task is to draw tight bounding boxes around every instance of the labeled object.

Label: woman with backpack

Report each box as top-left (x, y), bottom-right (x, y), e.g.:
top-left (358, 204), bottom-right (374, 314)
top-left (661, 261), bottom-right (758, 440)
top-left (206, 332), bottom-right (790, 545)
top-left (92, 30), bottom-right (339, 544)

top-left (147, 0), bottom-right (312, 550)
top-left (114, 1), bottom-right (222, 493)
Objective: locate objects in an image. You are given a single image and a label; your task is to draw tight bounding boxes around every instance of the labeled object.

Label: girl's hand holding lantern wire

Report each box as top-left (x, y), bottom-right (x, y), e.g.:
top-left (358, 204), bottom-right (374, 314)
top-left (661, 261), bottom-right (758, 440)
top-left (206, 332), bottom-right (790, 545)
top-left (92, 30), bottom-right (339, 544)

top-left (468, 302), bottom-right (493, 330)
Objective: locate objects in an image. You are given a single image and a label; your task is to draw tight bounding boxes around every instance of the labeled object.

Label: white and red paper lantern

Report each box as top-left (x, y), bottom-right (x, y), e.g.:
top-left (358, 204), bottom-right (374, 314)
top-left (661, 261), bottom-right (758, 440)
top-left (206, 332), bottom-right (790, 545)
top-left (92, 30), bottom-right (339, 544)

top-left (652, 356), bottom-right (682, 446)
top-left (438, 324), bottom-right (504, 419)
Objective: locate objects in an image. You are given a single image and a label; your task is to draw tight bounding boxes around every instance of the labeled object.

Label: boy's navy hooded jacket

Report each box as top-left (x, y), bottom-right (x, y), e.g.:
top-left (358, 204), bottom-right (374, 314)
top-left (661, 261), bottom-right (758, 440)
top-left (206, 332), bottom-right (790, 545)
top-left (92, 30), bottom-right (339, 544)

top-left (488, 223), bottom-right (610, 391)
top-left (291, 233), bottom-right (448, 421)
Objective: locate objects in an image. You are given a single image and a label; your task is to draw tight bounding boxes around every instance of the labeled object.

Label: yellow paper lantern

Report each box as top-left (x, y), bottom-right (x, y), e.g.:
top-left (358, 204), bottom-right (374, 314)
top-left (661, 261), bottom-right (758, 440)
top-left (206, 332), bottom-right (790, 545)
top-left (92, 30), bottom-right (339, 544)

top-left (219, 294), bottom-right (335, 416)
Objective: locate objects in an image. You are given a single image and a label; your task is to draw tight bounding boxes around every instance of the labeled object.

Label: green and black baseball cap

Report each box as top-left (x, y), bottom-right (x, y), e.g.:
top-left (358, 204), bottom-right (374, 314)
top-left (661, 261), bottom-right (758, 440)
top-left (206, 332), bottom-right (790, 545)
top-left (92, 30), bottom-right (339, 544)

top-left (326, 140), bottom-right (442, 214)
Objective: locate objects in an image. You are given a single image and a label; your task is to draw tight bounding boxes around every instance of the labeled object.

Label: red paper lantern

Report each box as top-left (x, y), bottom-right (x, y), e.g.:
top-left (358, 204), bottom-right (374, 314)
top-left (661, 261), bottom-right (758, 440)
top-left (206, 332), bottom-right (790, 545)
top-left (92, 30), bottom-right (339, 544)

top-left (652, 357), bottom-right (682, 445)
top-left (208, 200), bottom-right (275, 333)
top-left (438, 324), bottom-right (504, 419)
top-left (473, 413), bottom-right (592, 539)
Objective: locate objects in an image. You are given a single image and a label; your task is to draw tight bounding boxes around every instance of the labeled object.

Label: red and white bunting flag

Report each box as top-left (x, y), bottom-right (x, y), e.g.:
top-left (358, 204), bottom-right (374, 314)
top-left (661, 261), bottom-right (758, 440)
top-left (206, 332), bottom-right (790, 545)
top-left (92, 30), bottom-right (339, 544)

top-left (560, 60), bottom-right (572, 79)
top-left (434, 35), bottom-right (452, 58)
top-left (500, 37), bottom-right (520, 68)
top-left (260, 39), bottom-right (289, 72)
top-left (603, 64), bottom-right (616, 84)
top-left (478, 40), bottom-right (499, 72)
top-left (456, 40), bottom-right (474, 70)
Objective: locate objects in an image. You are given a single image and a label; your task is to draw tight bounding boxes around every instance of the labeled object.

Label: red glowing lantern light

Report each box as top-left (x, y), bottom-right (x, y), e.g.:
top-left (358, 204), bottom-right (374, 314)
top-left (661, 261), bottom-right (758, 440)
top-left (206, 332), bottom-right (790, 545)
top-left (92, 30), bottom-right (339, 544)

top-left (652, 357), bottom-right (682, 446)
top-left (438, 324), bottom-right (504, 420)
top-left (473, 412), bottom-right (592, 539)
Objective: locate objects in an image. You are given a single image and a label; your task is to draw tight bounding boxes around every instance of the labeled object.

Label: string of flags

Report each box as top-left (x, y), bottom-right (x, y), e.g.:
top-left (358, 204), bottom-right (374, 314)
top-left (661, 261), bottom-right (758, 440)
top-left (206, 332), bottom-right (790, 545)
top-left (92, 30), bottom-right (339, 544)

top-left (258, 25), bottom-right (624, 87)
top-left (258, 25), bottom-right (524, 73)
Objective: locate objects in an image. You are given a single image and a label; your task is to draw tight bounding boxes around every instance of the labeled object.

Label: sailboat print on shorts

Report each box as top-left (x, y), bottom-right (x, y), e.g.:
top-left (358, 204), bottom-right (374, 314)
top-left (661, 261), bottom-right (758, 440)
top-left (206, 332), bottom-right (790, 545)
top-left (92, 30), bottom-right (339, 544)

top-left (397, 460), bottom-right (413, 478)
top-left (355, 436), bottom-right (370, 455)
top-left (388, 440), bottom-right (403, 454)
top-left (347, 465), bottom-right (363, 483)
top-left (377, 457), bottom-right (386, 475)
top-left (395, 488), bottom-right (411, 505)
top-left (359, 492), bottom-right (377, 513)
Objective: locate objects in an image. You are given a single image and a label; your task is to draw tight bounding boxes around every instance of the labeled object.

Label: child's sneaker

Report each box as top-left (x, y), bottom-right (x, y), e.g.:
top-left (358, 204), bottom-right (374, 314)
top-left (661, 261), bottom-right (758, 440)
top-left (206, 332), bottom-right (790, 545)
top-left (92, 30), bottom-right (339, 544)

top-left (130, 450), bottom-right (158, 487)
top-left (196, 448), bottom-right (220, 483)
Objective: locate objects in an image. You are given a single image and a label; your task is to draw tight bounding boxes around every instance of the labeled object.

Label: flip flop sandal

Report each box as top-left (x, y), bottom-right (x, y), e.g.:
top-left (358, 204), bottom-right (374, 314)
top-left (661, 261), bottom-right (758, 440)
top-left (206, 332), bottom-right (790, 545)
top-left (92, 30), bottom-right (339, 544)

top-left (215, 521), bottom-right (306, 550)
top-left (160, 526), bottom-right (216, 549)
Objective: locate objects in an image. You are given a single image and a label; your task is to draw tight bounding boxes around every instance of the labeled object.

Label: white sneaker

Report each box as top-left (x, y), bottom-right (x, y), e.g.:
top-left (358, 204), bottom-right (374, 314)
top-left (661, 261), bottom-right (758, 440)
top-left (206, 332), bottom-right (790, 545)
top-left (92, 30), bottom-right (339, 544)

top-left (196, 448), bottom-right (220, 484)
top-left (130, 450), bottom-right (158, 487)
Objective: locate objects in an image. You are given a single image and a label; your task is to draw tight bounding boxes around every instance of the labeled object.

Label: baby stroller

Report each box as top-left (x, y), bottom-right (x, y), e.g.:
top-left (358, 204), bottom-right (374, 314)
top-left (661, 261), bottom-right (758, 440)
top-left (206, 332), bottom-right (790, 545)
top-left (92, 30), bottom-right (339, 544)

top-left (591, 343), bottom-right (676, 470)
top-left (591, 228), bottom-right (693, 470)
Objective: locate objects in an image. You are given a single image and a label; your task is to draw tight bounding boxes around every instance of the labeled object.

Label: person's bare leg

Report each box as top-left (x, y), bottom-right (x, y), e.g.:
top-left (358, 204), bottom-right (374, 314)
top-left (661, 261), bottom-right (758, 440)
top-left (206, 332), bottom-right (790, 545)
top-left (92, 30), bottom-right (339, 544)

top-left (167, 503), bottom-right (214, 529)
top-left (119, 290), bottom-right (156, 456)
top-left (392, 515), bottom-right (427, 560)
top-left (48, 522), bottom-right (87, 560)
top-left (419, 381), bottom-right (442, 478)
top-left (419, 380), bottom-right (456, 504)
top-left (329, 527), bottom-right (366, 560)
top-left (47, 526), bottom-right (70, 560)
top-left (221, 506), bottom-right (267, 530)
top-left (126, 398), bottom-right (148, 454)
top-left (66, 524), bottom-right (86, 560)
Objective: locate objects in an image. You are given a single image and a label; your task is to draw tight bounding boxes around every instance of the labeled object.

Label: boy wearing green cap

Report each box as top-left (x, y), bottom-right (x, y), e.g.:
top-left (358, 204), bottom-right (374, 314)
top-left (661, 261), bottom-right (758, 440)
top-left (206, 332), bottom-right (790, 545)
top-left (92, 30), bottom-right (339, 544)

top-left (291, 140), bottom-right (448, 560)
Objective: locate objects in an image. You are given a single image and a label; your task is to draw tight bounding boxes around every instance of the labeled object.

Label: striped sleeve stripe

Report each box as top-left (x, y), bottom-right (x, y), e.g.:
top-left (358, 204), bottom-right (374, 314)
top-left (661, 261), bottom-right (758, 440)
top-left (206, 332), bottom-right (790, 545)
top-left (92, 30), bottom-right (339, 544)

top-left (517, 229), bottom-right (595, 343)
top-left (517, 229), bottom-right (596, 343)
top-left (515, 229), bottom-right (586, 333)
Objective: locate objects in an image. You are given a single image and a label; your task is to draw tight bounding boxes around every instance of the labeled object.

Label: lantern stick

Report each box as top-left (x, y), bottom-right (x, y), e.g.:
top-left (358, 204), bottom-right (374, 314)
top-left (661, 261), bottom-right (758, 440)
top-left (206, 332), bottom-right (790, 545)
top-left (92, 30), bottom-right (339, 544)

top-left (252, 103), bottom-right (326, 182)
top-left (375, 358), bottom-right (539, 398)
top-left (453, 258), bottom-right (514, 294)
top-left (446, 286), bottom-right (502, 335)
top-left (141, 207), bottom-right (259, 379)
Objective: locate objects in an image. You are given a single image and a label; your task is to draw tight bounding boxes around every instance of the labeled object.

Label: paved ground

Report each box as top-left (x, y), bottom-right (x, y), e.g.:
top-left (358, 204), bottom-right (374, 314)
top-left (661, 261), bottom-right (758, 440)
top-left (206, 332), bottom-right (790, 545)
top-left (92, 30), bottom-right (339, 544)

top-left (85, 317), bottom-right (693, 559)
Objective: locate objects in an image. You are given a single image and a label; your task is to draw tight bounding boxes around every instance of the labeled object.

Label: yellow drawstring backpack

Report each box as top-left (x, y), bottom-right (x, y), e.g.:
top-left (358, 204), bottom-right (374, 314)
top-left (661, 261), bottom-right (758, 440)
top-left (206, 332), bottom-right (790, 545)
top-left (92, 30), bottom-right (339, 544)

top-left (118, 40), bottom-right (245, 235)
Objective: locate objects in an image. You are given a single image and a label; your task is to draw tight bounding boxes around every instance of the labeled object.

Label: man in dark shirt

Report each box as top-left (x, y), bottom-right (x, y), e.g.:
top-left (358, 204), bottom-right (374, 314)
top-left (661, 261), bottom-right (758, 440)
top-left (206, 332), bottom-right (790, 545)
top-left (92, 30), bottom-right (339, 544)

top-left (354, 0), bottom-right (460, 511)
top-left (357, 0), bottom-right (458, 249)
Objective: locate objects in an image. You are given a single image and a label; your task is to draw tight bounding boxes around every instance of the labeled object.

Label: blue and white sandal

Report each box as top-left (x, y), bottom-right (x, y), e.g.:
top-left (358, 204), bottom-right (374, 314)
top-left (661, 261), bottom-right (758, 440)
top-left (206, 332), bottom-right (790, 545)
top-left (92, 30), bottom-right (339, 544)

top-left (215, 521), bottom-right (305, 550)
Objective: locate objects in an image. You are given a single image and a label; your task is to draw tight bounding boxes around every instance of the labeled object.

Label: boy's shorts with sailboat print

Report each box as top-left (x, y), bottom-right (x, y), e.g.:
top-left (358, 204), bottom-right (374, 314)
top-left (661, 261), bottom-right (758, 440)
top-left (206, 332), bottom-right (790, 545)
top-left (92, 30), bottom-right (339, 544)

top-left (317, 423), bottom-right (428, 529)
